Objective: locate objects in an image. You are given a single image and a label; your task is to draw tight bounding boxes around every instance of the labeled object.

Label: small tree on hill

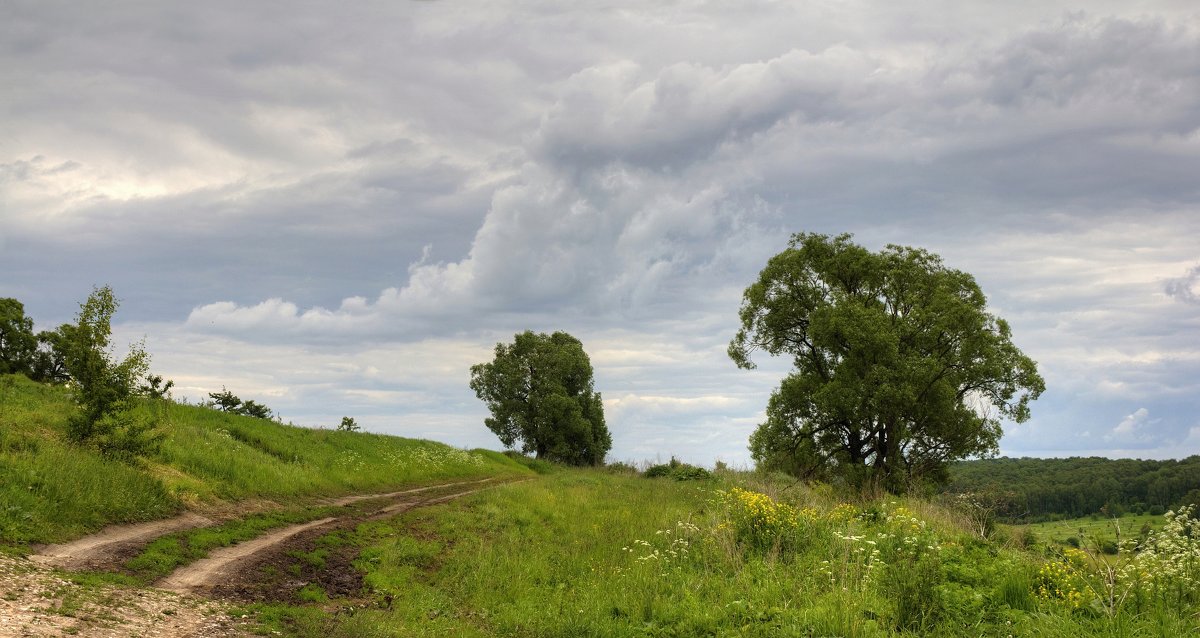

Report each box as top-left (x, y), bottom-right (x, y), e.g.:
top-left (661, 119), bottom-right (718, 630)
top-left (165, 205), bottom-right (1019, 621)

top-left (61, 286), bottom-right (161, 460)
top-left (470, 330), bottom-right (611, 466)
top-left (209, 387), bottom-right (242, 412)
top-left (139, 374), bottom-right (175, 399)
top-left (207, 387), bottom-right (274, 419)
top-left (238, 399), bottom-right (272, 420)
top-left (338, 416), bottom-right (360, 432)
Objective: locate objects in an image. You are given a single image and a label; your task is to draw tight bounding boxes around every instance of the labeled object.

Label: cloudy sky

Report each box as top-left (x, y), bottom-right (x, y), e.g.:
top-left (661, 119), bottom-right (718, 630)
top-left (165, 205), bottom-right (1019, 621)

top-left (3, 1), bottom-right (1199, 466)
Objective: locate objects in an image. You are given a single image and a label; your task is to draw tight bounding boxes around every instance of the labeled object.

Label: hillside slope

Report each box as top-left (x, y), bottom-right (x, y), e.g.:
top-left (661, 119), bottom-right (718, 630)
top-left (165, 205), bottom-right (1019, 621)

top-left (0, 373), bottom-right (531, 546)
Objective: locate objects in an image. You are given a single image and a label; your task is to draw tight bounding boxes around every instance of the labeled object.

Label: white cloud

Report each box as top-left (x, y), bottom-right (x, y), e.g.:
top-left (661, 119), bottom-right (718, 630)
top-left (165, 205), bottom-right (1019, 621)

top-left (1109, 407), bottom-right (1152, 440)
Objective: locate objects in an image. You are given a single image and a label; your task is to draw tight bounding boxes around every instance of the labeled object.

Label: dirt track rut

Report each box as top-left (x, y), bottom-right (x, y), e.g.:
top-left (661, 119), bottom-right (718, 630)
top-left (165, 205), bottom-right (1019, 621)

top-left (31, 512), bottom-right (216, 571)
top-left (29, 478), bottom-right (493, 573)
top-left (5, 477), bottom-right (513, 636)
top-left (157, 478), bottom-right (497, 594)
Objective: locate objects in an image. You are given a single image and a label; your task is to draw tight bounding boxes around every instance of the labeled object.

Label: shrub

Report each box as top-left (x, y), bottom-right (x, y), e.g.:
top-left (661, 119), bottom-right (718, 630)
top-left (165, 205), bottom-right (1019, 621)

top-left (1033, 557), bottom-right (1085, 609)
top-left (207, 387), bottom-right (273, 420)
top-left (61, 286), bottom-right (161, 460)
top-left (644, 456), bottom-right (712, 481)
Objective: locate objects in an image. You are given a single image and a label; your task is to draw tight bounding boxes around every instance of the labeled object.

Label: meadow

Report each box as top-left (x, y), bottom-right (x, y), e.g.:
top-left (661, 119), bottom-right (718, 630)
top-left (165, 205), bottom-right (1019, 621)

top-left (4, 370), bottom-right (1199, 637)
top-left (252, 469), bottom-right (1200, 637)
top-left (1014, 514), bottom-right (1163, 553)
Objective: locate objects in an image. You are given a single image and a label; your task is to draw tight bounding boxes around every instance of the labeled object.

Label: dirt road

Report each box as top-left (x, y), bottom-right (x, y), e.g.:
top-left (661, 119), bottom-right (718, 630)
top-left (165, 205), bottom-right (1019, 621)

top-left (4, 477), bottom-right (511, 636)
top-left (29, 478), bottom-right (493, 572)
top-left (158, 479), bottom-right (494, 595)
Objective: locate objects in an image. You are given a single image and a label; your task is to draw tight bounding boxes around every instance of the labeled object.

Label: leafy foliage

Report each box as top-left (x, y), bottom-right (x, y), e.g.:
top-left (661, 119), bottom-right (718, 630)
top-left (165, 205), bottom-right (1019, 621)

top-left (239, 399), bottom-right (273, 420)
top-left (730, 232), bottom-right (1044, 490)
top-left (31, 325), bottom-right (73, 383)
top-left (60, 286), bottom-right (160, 460)
top-left (207, 387), bottom-right (274, 420)
top-left (643, 457), bottom-right (712, 481)
top-left (0, 298), bottom-right (38, 376)
top-left (208, 387), bottom-right (243, 412)
top-left (338, 416), bottom-right (360, 432)
top-left (138, 374), bottom-right (175, 399)
top-left (470, 330), bottom-right (611, 466)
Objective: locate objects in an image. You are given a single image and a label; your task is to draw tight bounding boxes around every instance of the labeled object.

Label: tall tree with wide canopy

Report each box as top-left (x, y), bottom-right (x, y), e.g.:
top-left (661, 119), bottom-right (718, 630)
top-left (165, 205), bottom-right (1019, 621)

top-left (470, 330), bottom-right (610, 466)
top-left (730, 233), bottom-right (1044, 490)
top-left (0, 298), bottom-right (38, 376)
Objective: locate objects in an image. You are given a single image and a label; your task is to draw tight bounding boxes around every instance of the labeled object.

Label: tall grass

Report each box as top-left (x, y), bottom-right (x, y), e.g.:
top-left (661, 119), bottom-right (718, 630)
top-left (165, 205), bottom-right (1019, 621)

top-left (276, 469), bottom-right (1200, 638)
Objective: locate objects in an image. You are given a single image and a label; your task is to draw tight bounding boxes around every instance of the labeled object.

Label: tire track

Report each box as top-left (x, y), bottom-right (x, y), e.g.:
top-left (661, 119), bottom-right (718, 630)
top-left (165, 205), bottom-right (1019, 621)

top-left (31, 512), bottom-right (216, 571)
top-left (30, 478), bottom-right (496, 572)
top-left (156, 479), bottom-right (501, 595)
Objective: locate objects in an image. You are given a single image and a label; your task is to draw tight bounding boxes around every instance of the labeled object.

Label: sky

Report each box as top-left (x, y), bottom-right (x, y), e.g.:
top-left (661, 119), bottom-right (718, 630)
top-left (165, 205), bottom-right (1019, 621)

top-left (2, 1), bottom-right (1199, 467)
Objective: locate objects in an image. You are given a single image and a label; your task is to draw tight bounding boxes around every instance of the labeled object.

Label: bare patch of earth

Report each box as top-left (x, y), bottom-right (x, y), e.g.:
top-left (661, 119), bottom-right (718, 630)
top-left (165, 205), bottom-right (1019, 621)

top-left (0, 554), bottom-right (251, 637)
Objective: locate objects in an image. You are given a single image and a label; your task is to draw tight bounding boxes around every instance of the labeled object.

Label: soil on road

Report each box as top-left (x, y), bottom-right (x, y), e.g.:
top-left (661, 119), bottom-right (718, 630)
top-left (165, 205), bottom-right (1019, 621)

top-left (4, 477), bottom-right (512, 637)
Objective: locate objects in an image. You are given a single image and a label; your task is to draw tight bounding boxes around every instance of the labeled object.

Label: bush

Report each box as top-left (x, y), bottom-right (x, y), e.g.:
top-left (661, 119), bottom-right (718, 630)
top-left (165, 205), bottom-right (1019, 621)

top-left (644, 456), bottom-right (712, 481)
top-left (207, 387), bottom-right (274, 420)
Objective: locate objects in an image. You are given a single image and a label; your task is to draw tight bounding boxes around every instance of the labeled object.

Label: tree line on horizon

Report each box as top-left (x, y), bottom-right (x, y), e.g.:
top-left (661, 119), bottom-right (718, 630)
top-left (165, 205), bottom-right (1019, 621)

top-left (948, 455), bottom-right (1200, 521)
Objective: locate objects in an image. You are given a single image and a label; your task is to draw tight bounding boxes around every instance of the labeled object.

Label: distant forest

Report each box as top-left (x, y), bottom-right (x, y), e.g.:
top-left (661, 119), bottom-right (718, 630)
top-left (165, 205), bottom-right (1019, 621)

top-left (946, 456), bottom-right (1200, 522)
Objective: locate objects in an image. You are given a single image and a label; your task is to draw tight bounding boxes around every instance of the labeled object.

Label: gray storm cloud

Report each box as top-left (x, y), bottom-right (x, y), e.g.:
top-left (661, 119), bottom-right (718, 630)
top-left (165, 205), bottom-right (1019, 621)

top-left (3, 2), bottom-right (1200, 463)
top-left (1166, 265), bottom-right (1200, 305)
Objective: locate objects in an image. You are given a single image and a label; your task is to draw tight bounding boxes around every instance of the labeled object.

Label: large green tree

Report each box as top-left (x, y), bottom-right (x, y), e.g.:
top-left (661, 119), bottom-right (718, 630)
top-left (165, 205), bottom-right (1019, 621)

top-left (470, 330), bottom-right (611, 466)
top-left (31, 324), bottom-right (75, 384)
top-left (729, 233), bottom-right (1044, 490)
top-left (0, 298), bottom-right (38, 376)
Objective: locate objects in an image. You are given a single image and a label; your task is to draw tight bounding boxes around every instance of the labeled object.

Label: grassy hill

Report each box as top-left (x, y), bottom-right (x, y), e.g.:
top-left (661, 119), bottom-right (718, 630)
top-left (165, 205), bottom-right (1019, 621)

top-left (256, 469), bottom-right (1200, 637)
top-left (0, 373), bottom-right (532, 545)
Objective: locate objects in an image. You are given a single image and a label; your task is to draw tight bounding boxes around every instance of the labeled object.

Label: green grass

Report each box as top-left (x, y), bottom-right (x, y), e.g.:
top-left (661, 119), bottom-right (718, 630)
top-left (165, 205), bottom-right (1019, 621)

top-left (256, 469), bottom-right (1200, 638)
top-left (1014, 514), bottom-right (1162, 550)
top-left (0, 373), bottom-right (532, 546)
